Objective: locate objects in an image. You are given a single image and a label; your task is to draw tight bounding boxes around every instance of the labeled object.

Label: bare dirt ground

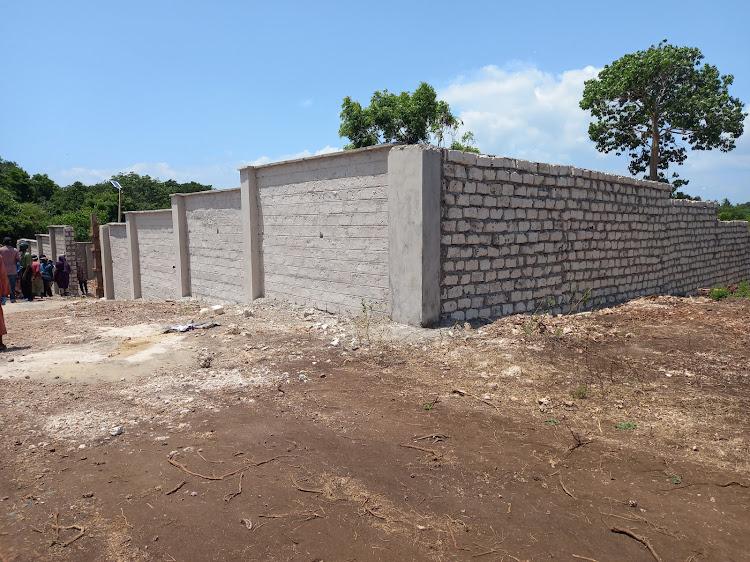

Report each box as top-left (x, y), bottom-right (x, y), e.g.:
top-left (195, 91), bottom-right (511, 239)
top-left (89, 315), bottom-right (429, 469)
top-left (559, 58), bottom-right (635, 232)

top-left (0, 293), bottom-right (748, 562)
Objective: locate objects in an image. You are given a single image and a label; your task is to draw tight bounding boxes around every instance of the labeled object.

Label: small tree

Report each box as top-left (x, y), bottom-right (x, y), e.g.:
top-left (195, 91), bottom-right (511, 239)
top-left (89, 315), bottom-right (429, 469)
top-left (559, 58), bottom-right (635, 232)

top-left (580, 41), bottom-right (746, 189)
top-left (339, 82), bottom-right (476, 150)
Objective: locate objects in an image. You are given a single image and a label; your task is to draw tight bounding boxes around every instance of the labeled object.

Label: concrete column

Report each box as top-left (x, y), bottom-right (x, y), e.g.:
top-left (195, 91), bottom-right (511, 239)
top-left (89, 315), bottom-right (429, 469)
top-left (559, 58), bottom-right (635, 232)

top-left (100, 224), bottom-right (115, 299)
top-left (64, 226), bottom-right (79, 296)
top-left (171, 194), bottom-right (191, 297)
top-left (240, 166), bottom-right (263, 301)
top-left (387, 145), bottom-right (442, 326)
top-left (125, 212), bottom-right (142, 299)
top-left (35, 234), bottom-right (44, 258)
top-left (48, 226), bottom-right (58, 263)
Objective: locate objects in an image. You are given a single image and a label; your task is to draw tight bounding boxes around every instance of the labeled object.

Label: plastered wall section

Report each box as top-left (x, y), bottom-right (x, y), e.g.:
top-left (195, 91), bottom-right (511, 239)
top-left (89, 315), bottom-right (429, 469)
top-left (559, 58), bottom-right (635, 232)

top-left (256, 147), bottom-right (390, 315)
top-left (108, 224), bottom-right (131, 300)
top-left (184, 189), bottom-right (244, 302)
top-left (37, 235), bottom-right (50, 259)
top-left (18, 238), bottom-right (38, 255)
top-left (439, 150), bottom-right (750, 322)
top-left (133, 211), bottom-right (176, 300)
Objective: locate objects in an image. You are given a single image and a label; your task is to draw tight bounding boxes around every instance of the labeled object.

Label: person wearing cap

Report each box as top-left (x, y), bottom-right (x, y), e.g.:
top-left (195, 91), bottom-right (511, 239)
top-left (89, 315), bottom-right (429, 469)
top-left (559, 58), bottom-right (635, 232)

top-left (0, 237), bottom-right (20, 304)
top-left (40, 255), bottom-right (54, 297)
top-left (19, 242), bottom-right (34, 301)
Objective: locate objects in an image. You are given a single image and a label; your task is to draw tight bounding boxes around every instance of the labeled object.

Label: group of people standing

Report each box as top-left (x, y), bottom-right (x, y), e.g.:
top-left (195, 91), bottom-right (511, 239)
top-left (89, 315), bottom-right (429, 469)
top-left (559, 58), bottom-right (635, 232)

top-left (0, 237), bottom-right (93, 350)
top-left (0, 238), bottom-right (75, 303)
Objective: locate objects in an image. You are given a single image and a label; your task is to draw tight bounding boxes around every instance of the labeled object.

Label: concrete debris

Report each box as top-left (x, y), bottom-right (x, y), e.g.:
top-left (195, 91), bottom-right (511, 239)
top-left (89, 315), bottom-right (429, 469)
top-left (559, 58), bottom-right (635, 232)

top-left (211, 305), bottom-right (225, 315)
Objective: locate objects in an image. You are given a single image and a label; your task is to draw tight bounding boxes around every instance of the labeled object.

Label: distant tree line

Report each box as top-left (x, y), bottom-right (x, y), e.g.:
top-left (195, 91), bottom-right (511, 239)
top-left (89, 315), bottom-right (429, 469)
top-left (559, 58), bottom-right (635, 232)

top-left (0, 157), bottom-right (211, 241)
top-left (717, 199), bottom-right (750, 222)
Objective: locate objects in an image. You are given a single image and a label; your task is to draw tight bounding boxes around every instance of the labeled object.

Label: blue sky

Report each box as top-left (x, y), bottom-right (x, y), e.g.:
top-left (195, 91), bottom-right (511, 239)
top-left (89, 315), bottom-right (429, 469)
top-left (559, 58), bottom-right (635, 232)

top-left (2, 1), bottom-right (748, 202)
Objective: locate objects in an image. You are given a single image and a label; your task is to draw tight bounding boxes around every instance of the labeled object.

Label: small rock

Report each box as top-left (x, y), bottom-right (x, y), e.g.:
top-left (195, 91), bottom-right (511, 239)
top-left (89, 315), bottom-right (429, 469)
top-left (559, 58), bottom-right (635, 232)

top-left (78, 444), bottom-right (86, 450)
top-left (243, 309), bottom-right (253, 318)
top-left (110, 426), bottom-right (123, 437)
top-left (331, 338), bottom-right (339, 347)
top-left (199, 307), bottom-right (210, 315)
top-left (692, 445), bottom-right (699, 451)
top-left (538, 397), bottom-right (550, 406)
top-left (211, 305), bottom-right (225, 315)
top-left (82, 492), bottom-right (94, 498)
top-left (298, 374), bottom-right (309, 383)
top-left (226, 324), bottom-right (240, 335)
top-left (628, 499), bottom-right (638, 507)
top-left (190, 491), bottom-right (197, 497)
top-left (241, 518), bottom-right (253, 530)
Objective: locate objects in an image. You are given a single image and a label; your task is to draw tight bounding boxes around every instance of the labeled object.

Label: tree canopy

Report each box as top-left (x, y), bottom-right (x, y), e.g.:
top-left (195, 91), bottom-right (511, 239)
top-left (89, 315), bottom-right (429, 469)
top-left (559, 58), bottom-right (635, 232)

top-left (580, 41), bottom-right (746, 192)
top-left (338, 82), bottom-right (476, 151)
top-left (0, 157), bottom-right (212, 241)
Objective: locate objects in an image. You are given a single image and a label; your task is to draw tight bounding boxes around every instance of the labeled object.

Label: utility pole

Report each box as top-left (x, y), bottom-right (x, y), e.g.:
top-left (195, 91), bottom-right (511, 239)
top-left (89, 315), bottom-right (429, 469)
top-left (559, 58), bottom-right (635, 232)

top-left (110, 180), bottom-right (123, 222)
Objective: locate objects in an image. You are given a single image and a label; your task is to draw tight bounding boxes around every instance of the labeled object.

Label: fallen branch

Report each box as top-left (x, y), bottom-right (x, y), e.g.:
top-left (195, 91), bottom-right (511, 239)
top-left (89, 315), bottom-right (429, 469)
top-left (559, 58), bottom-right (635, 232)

top-left (61, 525), bottom-right (86, 548)
top-left (224, 473), bottom-right (244, 502)
top-left (611, 527), bottom-right (662, 562)
top-left (168, 455), bottom-right (292, 481)
top-left (559, 476), bottom-right (578, 499)
top-left (164, 480), bottom-right (187, 495)
top-left (452, 388), bottom-right (500, 413)
top-left (198, 451), bottom-right (224, 464)
top-left (716, 481), bottom-right (748, 488)
top-left (415, 433), bottom-right (449, 441)
top-left (399, 443), bottom-right (443, 459)
top-left (472, 549), bottom-right (497, 558)
top-left (364, 507), bottom-right (386, 520)
top-left (290, 475), bottom-right (325, 494)
top-left (572, 555), bottom-right (599, 562)
top-left (120, 508), bottom-right (133, 528)
top-left (446, 517), bottom-right (469, 551)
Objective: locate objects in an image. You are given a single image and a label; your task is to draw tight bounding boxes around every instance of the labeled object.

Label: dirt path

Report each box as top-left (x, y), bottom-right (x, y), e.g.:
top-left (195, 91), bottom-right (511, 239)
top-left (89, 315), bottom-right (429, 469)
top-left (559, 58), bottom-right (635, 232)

top-left (1, 295), bottom-right (748, 561)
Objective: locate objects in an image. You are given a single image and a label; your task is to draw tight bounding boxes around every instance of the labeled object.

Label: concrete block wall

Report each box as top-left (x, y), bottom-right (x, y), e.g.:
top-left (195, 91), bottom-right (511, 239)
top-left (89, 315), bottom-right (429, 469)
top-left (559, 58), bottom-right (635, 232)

top-left (439, 150), bottom-right (750, 322)
top-left (93, 145), bottom-right (748, 326)
top-left (183, 189), bottom-right (244, 302)
top-left (106, 224), bottom-right (131, 300)
top-left (250, 145), bottom-right (391, 315)
top-left (664, 200), bottom-right (750, 294)
top-left (129, 210), bottom-right (176, 301)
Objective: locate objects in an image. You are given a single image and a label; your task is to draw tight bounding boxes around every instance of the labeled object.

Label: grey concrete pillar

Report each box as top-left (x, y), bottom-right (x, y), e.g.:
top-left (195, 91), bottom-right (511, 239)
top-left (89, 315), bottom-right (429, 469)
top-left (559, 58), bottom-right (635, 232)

top-left (387, 145), bottom-right (442, 326)
top-left (125, 212), bottom-right (142, 299)
top-left (100, 224), bottom-right (115, 299)
top-left (240, 166), bottom-right (263, 302)
top-left (171, 194), bottom-right (191, 297)
top-left (48, 226), bottom-right (58, 263)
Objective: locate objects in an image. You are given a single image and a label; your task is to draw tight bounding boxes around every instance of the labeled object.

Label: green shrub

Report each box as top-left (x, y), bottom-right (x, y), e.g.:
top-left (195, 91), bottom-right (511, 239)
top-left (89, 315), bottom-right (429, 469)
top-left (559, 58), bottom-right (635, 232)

top-left (710, 286), bottom-right (730, 300)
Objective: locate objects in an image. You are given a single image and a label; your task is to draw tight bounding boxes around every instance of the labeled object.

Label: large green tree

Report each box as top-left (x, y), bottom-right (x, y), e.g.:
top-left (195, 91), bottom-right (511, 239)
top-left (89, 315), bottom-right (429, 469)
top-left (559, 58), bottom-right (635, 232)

top-left (580, 41), bottom-right (746, 188)
top-left (339, 82), bottom-right (472, 150)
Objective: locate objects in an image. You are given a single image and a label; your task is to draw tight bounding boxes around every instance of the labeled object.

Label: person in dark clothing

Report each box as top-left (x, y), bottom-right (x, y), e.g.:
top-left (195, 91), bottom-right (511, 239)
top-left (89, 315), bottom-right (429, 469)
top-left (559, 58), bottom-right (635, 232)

top-left (18, 243), bottom-right (33, 301)
top-left (77, 263), bottom-right (88, 296)
top-left (40, 256), bottom-right (54, 297)
top-left (54, 255), bottom-right (71, 296)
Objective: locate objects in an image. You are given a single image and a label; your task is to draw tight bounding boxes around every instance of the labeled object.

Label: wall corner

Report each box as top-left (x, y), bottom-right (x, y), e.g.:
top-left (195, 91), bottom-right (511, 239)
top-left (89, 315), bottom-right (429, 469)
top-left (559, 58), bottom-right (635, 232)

top-left (387, 145), bottom-right (442, 327)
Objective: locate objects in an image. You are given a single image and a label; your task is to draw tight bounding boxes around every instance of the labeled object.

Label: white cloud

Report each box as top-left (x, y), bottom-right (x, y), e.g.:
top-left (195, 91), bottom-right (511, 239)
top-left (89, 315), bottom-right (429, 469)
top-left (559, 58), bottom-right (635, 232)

top-left (438, 64), bottom-right (749, 201)
top-left (300, 98), bottom-right (313, 108)
top-left (242, 145), bottom-right (342, 167)
top-left (439, 64), bottom-right (601, 164)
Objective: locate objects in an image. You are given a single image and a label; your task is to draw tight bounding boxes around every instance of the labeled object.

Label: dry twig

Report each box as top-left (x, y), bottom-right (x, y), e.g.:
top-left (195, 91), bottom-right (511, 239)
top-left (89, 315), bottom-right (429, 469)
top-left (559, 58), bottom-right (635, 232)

top-left (559, 476), bottom-right (578, 499)
top-left (611, 527), bottom-right (663, 562)
top-left (164, 480), bottom-right (187, 495)
top-left (290, 475), bottom-right (325, 494)
top-left (224, 473), bottom-right (244, 502)
top-left (399, 443), bottom-right (443, 459)
top-left (572, 555), bottom-right (599, 562)
top-left (452, 388), bottom-right (500, 412)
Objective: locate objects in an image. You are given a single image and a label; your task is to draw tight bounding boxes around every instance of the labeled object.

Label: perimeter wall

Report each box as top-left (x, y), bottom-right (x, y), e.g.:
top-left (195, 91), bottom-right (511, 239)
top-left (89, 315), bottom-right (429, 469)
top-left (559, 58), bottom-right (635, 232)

top-left (96, 145), bottom-right (750, 326)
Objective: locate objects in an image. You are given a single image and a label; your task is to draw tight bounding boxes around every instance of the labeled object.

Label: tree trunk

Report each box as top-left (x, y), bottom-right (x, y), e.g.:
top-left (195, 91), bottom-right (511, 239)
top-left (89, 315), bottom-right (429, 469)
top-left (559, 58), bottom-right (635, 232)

top-left (649, 115), bottom-right (659, 181)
